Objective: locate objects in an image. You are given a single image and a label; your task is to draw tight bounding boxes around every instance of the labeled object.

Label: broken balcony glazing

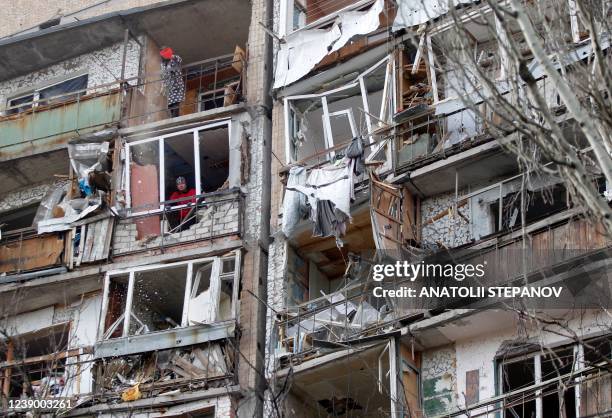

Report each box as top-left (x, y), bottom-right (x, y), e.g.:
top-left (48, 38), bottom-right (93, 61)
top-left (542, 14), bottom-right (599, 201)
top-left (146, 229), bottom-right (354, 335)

top-left (98, 252), bottom-right (241, 348)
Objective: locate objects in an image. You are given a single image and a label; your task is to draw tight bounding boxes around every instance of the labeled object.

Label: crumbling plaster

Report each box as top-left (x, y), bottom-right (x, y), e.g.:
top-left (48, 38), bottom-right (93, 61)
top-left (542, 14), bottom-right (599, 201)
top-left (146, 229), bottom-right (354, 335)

top-left (421, 190), bottom-right (472, 248)
top-left (429, 309), bottom-right (609, 413)
top-left (0, 39), bottom-right (141, 111)
top-left (421, 344), bottom-right (458, 416)
top-left (0, 178), bottom-right (69, 214)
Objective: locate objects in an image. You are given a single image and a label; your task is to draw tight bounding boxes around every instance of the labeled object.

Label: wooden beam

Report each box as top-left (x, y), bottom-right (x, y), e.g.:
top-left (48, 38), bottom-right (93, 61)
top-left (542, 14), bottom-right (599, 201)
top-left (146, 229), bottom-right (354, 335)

top-left (0, 346), bottom-right (93, 369)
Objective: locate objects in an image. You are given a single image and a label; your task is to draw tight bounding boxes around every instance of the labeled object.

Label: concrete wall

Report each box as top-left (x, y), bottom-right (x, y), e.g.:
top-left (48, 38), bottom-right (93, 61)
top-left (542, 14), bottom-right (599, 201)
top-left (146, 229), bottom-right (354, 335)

top-left (421, 345), bottom-right (458, 416)
top-left (1, 0), bottom-right (165, 38)
top-left (0, 178), bottom-right (69, 213)
top-left (423, 310), bottom-right (610, 415)
top-left (0, 40), bottom-right (140, 111)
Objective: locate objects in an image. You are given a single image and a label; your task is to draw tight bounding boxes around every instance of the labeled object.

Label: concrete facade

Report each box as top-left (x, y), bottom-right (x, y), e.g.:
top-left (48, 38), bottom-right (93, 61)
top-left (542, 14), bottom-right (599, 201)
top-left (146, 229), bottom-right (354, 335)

top-left (0, 0), bottom-right (271, 417)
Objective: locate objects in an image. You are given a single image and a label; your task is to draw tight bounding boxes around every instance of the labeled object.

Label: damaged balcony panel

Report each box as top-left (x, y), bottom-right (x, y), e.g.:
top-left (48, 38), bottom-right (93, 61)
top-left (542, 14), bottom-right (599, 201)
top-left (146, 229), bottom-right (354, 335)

top-left (275, 0), bottom-right (386, 88)
top-left (0, 90), bottom-right (121, 159)
top-left (94, 341), bottom-right (235, 401)
top-left (276, 250), bottom-right (420, 360)
top-left (0, 232), bottom-right (65, 275)
top-left (97, 253), bottom-right (240, 358)
top-left (112, 189), bottom-right (242, 256)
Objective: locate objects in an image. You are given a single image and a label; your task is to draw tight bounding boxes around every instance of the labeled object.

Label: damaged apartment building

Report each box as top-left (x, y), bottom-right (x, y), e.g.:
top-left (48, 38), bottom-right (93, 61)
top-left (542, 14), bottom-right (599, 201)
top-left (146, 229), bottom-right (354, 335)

top-left (266, 0), bottom-right (612, 417)
top-left (0, 0), bottom-right (273, 416)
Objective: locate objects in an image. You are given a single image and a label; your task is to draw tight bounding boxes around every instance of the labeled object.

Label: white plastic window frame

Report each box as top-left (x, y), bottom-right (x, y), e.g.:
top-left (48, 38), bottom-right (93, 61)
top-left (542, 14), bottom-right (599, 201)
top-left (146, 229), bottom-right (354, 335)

top-left (124, 119), bottom-right (231, 216)
top-left (279, 0), bottom-right (375, 38)
top-left (97, 251), bottom-right (241, 342)
top-left (283, 54), bottom-right (394, 163)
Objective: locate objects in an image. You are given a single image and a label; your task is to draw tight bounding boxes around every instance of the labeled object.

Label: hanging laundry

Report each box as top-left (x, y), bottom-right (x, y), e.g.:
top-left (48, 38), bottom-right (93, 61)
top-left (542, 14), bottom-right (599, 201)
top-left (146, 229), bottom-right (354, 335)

top-left (291, 164), bottom-right (354, 217)
top-left (345, 136), bottom-right (365, 176)
top-left (281, 166), bottom-right (308, 238)
top-left (288, 164), bottom-right (355, 244)
top-left (312, 199), bottom-right (348, 240)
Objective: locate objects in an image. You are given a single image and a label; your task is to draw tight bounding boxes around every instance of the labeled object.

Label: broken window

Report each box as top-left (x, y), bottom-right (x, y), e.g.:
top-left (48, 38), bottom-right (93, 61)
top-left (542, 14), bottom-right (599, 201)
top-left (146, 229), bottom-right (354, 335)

top-left (488, 184), bottom-right (568, 234)
top-left (126, 122), bottom-right (230, 218)
top-left (1, 324), bottom-right (71, 399)
top-left (282, 0), bottom-right (364, 34)
top-left (5, 74), bottom-right (88, 116)
top-left (468, 173), bottom-right (568, 240)
top-left (284, 55), bottom-right (394, 163)
top-left (540, 347), bottom-right (577, 418)
top-left (580, 336), bottom-right (612, 415)
top-left (501, 356), bottom-right (537, 417)
top-left (131, 265), bottom-right (188, 335)
top-left (99, 253), bottom-right (240, 341)
top-left (498, 341), bottom-right (604, 418)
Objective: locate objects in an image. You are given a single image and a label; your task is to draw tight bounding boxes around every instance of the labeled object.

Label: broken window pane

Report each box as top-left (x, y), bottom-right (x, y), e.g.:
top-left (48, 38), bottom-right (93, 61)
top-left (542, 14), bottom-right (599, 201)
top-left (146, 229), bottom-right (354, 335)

top-left (130, 141), bottom-right (161, 212)
top-left (501, 357), bottom-right (537, 417)
top-left (189, 262), bottom-right (218, 325)
top-left (198, 126), bottom-right (229, 192)
top-left (104, 274), bottom-right (129, 339)
top-left (130, 265), bottom-right (188, 335)
top-left (541, 347), bottom-right (576, 418)
top-left (0, 202), bottom-right (39, 232)
top-left (8, 324), bottom-right (70, 398)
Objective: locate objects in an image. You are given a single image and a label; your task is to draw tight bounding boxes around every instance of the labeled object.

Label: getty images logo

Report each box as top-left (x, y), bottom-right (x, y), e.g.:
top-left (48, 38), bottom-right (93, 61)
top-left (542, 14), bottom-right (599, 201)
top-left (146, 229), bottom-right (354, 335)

top-left (372, 261), bottom-right (487, 282)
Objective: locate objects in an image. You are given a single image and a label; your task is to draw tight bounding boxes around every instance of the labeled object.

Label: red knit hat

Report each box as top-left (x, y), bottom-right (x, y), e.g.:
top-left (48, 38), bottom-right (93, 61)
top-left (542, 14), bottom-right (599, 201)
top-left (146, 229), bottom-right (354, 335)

top-left (160, 47), bottom-right (173, 59)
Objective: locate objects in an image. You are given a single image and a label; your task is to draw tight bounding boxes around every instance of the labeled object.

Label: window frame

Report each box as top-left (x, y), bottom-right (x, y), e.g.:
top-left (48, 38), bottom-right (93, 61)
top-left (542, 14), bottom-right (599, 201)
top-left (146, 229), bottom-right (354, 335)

top-left (283, 54), bottom-right (394, 163)
top-left (279, 0), bottom-right (375, 38)
top-left (97, 251), bottom-right (241, 342)
top-left (496, 337), bottom-right (612, 418)
top-left (5, 73), bottom-right (89, 114)
top-left (125, 119), bottom-right (232, 216)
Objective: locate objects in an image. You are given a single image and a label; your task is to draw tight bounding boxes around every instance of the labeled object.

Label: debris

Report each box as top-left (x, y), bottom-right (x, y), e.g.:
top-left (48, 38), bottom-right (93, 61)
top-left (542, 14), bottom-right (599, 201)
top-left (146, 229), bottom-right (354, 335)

top-left (121, 383), bottom-right (141, 402)
top-left (273, 0), bottom-right (384, 88)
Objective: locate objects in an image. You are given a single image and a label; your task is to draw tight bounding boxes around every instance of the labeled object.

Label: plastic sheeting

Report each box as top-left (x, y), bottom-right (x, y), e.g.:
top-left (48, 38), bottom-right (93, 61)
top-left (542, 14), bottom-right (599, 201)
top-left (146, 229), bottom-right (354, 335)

top-left (68, 142), bottom-right (110, 180)
top-left (281, 166), bottom-right (308, 238)
top-left (273, 0), bottom-right (384, 88)
top-left (32, 185), bottom-right (67, 228)
top-left (392, 0), bottom-right (474, 31)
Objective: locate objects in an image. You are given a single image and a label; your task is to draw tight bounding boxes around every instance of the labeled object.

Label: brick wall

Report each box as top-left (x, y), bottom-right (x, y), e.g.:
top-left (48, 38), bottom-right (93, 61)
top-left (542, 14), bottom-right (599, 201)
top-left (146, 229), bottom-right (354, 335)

top-left (112, 199), bottom-right (240, 255)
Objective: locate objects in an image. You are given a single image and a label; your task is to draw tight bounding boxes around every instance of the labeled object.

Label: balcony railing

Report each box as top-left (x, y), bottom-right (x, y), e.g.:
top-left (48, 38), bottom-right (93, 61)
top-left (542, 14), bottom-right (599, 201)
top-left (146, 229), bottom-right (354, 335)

top-left (0, 51), bottom-right (246, 157)
top-left (276, 214), bottom-right (610, 360)
top-left (0, 229), bottom-right (66, 276)
top-left (0, 87), bottom-right (122, 155)
top-left (112, 188), bottom-right (243, 256)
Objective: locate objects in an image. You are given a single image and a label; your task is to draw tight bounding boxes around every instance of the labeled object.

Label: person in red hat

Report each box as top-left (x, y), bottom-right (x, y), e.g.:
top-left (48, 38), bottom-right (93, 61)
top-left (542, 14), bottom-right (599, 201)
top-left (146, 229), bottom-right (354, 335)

top-left (160, 46), bottom-right (185, 117)
top-left (169, 176), bottom-right (196, 230)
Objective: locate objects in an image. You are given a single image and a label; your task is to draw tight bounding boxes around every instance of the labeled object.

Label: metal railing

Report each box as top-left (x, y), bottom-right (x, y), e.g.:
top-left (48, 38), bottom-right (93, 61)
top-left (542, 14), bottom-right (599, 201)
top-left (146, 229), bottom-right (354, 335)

top-left (114, 188), bottom-right (243, 255)
top-left (0, 52), bottom-right (246, 147)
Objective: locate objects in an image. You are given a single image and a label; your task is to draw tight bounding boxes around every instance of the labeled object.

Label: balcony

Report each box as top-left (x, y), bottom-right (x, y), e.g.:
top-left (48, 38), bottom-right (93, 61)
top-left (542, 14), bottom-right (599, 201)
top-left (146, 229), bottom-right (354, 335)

top-left (0, 229), bottom-right (66, 277)
top-left (276, 211), bottom-right (611, 362)
top-left (0, 88), bottom-right (121, 161)
top-left (112, 188), bottom-right (242, 256)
